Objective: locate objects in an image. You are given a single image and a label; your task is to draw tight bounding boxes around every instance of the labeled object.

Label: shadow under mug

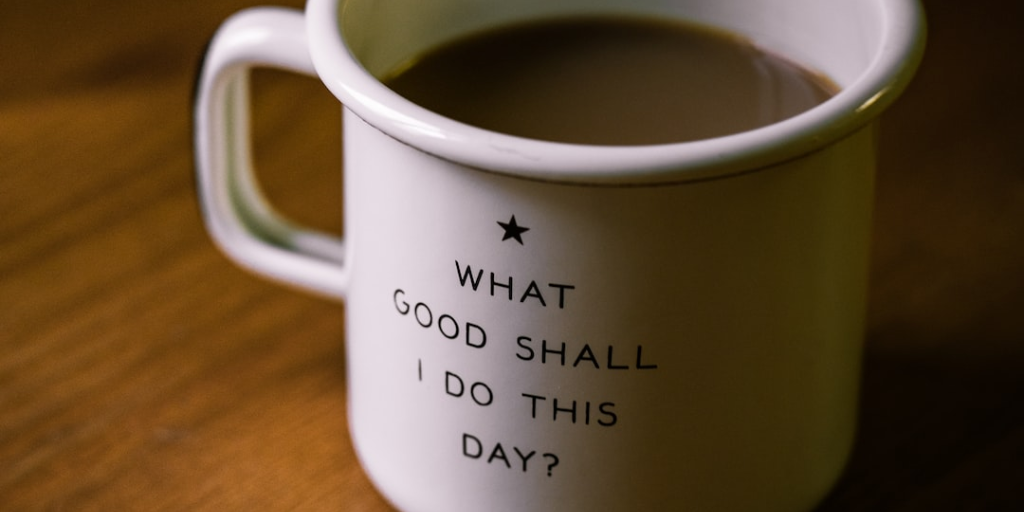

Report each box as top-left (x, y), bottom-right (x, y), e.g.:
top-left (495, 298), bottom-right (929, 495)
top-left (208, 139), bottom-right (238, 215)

top-left (194, 0), bottom-right (926, 511)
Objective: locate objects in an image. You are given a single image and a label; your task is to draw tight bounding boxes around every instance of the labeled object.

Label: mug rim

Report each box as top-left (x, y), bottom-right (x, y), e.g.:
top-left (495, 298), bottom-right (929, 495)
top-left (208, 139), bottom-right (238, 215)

top-left (305, 0), bottom-right (926, 185)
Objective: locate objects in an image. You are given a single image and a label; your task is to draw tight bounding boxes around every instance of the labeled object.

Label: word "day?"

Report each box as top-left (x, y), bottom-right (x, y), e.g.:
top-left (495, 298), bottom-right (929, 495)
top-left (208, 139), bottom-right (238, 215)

top-left (462, 432), bottom-right (560, 477)
top-left (455, 260), bottom-right (576, 309)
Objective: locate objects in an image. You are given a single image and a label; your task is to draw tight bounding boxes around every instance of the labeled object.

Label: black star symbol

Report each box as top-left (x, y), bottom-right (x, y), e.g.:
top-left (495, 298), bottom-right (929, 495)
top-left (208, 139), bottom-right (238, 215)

top-left (497, 215), bottom-right (530, 245)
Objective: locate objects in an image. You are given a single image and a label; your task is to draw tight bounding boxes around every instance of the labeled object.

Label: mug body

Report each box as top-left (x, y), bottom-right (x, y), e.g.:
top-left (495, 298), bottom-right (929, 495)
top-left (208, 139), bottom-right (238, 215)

top-left (213, 0), bottom-right (924, 510)
top-left (343, 114), bottom-right (877, 511)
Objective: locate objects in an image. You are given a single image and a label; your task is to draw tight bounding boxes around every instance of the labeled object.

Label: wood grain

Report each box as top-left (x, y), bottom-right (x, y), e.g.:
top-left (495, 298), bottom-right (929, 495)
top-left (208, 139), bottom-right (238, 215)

top-left (2, 0), bottom-right (1021, 510)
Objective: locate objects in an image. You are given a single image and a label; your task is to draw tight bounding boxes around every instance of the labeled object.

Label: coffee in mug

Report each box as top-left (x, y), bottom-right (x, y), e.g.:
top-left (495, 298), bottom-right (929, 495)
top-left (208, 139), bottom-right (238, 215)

top-left (383, 16), bottom-right (838, 145)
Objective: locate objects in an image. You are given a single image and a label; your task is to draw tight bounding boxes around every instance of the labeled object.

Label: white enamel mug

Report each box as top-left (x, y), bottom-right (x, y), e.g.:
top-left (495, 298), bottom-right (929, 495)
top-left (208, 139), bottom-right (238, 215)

top-left (194, 1), bottom-right (925, 510)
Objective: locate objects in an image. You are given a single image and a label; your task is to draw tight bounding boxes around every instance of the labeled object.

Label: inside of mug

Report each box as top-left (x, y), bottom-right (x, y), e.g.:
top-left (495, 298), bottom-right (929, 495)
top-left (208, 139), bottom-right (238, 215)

top-left (339, 0), bottom-right (884, 89)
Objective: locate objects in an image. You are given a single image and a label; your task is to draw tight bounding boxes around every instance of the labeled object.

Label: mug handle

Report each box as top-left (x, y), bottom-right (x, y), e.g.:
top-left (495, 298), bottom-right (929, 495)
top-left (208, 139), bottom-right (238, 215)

top-left (194, 7), bottom-right (348, 300)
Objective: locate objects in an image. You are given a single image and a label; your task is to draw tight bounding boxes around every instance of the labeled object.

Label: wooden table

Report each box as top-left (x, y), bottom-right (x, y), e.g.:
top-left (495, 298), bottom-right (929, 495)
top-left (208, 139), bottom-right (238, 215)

top-left (3, 1), bottom-right (1022, 510)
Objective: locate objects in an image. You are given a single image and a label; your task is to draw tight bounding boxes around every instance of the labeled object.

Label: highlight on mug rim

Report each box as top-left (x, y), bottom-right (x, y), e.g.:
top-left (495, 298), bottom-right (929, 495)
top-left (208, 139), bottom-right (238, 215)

top-left (306, 0), bottom-right (926, 183)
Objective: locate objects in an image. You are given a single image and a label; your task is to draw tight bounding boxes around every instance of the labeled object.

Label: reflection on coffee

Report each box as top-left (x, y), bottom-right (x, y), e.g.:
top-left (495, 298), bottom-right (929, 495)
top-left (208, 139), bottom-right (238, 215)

top-left (383, 16), bottom-right (839, 145)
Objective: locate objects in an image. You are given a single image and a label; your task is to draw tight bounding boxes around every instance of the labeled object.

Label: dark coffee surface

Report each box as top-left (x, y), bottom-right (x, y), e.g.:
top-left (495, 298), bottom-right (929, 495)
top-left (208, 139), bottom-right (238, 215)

top-left (383, 16), bottom-right (838, 145)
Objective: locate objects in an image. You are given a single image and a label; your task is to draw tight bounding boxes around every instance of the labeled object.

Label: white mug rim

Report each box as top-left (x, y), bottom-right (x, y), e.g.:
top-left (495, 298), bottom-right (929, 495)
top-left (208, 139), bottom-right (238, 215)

top-left (305, 0), bottom-right (925, 185)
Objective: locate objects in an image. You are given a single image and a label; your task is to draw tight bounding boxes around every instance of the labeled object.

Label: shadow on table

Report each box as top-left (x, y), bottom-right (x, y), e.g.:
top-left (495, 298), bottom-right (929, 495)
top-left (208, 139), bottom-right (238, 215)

top-left (818, 334), bottom-right (1024, 511)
